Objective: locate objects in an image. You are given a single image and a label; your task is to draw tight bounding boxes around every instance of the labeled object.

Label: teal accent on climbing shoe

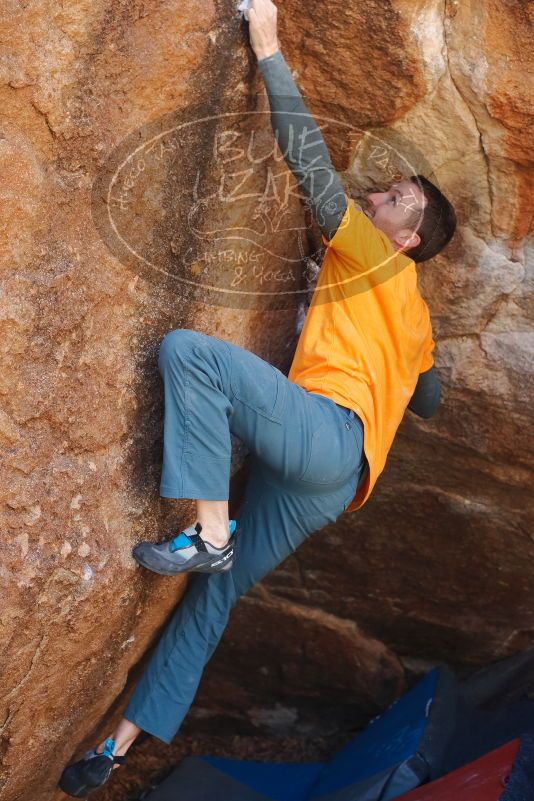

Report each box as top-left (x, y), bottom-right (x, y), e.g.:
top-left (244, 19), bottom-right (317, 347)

top-left (169, 531), bottom-right (193, 552)
top-left (103, 738), bottom-right (115, 758)
top-left (229, 519), bottom-right (237, 536)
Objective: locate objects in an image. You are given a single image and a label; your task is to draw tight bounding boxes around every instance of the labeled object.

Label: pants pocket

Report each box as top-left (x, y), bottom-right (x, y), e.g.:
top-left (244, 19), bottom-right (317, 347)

top-left (298, 420), bottom-right (356, 485)
top-left (229, 350), bottom-right (287, 423)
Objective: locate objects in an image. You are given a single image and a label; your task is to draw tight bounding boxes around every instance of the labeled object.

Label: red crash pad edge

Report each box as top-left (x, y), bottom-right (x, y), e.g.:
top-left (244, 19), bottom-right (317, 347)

top-left (395, 739), bottom-right (521, 801)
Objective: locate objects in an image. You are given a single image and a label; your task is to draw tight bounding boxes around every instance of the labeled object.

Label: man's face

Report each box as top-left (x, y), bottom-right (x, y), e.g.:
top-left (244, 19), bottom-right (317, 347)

top-left (364, 179), bottom-right (426, 251)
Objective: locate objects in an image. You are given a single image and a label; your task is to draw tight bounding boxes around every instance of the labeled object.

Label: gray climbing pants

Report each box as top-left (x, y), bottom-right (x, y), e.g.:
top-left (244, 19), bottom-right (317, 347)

top-left (124, 328), bottom-right (366, 743)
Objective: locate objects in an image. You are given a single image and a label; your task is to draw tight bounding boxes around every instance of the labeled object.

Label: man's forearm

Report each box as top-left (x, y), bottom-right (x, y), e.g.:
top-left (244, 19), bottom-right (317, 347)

top-left (257, 50), bottom-right (348, 241)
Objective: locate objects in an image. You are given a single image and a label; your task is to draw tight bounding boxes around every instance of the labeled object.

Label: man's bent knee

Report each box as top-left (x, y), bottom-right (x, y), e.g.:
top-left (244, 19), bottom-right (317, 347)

top-left (158, 328), bottom-right (203, 370)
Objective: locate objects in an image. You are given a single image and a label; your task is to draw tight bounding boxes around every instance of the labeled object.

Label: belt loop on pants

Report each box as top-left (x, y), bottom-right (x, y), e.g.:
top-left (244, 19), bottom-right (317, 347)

top-left (335, 402), bottom-right (354, 428)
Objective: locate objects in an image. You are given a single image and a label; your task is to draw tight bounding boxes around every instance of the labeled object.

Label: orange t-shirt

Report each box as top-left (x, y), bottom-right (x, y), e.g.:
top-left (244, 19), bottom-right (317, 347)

top-left (288, 198), bottom-right (436, 511)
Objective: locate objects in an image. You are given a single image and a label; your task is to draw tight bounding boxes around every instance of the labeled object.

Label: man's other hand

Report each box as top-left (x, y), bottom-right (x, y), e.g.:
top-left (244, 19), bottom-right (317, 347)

top-left (245, 0), bottom-right (280, 61)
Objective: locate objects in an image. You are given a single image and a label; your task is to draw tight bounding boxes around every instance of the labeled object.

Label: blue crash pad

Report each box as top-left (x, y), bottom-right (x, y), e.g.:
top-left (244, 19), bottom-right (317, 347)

top-left (146, 667), bottom-right (456, 801)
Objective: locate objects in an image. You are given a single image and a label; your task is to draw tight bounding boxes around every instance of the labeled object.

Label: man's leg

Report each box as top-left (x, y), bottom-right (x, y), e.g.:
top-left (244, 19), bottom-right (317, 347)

top-left (149, 326), bottom-right (341, 554)
top-left (155, 328), bottom-right (235, 549)
top-left (156, 326), bottom-right (360, 500)
top-left (100, 329), bottom-right (364, 746)
top-left (152, 326), bottom-right (297, 552)
top-left (123, 459), bottom-right (359, 744)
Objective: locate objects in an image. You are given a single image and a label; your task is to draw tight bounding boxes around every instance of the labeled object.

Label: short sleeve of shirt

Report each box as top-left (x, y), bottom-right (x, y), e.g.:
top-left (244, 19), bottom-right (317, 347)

top-left (321, 198), bottom-right (395, 273)
top-left (420, 314), bottom-right (436, 371)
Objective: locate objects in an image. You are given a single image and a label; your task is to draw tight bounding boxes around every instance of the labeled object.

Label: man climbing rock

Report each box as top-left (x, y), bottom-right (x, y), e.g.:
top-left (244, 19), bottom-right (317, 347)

top-left (59, 0), bottom-right (456, 795)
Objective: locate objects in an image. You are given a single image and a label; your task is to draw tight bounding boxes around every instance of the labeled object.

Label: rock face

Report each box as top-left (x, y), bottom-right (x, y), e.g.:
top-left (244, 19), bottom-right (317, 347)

top-left (0, 0), bottom-right (532, 799)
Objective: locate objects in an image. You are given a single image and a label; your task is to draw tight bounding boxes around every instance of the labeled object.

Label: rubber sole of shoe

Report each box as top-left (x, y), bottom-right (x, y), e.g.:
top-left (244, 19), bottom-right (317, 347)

top-left (133, 549), bottom-right (234, 576)
top-left (58, 780), bottom-right (92, 799)
top-left (58, 756), bottom-right (114, 798)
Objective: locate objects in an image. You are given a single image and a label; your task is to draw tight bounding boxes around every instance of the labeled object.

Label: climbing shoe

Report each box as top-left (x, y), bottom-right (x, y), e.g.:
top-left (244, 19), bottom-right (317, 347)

top-left (58, 737), bottom-right (125, 798)
top-left (133, 520), bottom-right (237, 576)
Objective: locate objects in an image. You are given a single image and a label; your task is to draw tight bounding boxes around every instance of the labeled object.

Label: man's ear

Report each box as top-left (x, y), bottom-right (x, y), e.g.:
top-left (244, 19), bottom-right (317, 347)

top-left (394, 228), bottom-right (421, 251)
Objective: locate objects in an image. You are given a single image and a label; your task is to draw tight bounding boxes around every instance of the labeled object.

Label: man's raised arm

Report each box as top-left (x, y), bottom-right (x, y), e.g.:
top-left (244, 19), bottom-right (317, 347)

top-left (246, 0), bottom-right (349, 241)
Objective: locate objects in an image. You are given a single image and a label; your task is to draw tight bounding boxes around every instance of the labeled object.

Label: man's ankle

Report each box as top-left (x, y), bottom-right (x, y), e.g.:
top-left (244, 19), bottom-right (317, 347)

top-left (96, 736), bottom-right (132, 761)
top-left (196, 521), bottom-right (229, 549)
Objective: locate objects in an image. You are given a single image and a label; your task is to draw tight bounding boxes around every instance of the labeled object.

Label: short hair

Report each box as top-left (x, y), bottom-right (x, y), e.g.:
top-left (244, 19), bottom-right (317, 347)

top-left (404, 175), bottom-right (457, 263)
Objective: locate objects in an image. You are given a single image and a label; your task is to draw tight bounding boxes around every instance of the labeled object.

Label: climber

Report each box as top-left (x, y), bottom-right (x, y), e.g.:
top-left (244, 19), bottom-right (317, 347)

top-left (59, 0), bottom-right (456, 795)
